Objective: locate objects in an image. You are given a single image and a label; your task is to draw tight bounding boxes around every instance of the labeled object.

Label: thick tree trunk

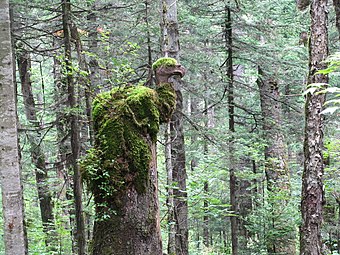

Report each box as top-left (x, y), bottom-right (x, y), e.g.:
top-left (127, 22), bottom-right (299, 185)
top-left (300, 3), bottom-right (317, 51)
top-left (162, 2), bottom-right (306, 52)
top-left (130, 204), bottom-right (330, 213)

top-left (83, 75), bottom-right (182, 254)
top-left (62, 0), bottom-right (86, 254)
top-left (17, 48), bottom-right (55, 248)
top-left (0, 1), bottom-right (27, 253)
top-left (300, 0), bottom-right (328, 254)
top-left (257, 67), bottom-right (295, 254)
top-left (161, 1), bottom-right (189, 254)
top-left (92, 142), bottom-right (162, 255)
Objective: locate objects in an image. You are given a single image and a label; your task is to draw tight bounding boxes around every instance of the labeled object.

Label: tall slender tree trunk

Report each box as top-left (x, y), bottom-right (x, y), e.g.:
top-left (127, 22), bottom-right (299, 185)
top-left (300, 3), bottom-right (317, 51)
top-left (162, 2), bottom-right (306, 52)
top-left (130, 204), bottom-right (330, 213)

top-left (87, 4), bottom-right (101, 94)
top-left (0, 1), bottom-right (27, 253)
top-left (203, 98), bottom-right (210, 248)
top-left (161, 1), bottom-right (188, 254)
top-left (53, 36), bottom-right (75, 252)
top-left (71, 23), bottom-right (93, 150)
top-left (145, 0), bottom-right (154, 86)
top-left (225, 4), bottom-right (238, 255)
top-left (300, 0), bottom-right (328, 254)
top-left (17, 47), bottom-right (56, 248)
top-left (257, 67), bottom-right (295, 254)
top-left (62, 0), bottom-right (86, 254)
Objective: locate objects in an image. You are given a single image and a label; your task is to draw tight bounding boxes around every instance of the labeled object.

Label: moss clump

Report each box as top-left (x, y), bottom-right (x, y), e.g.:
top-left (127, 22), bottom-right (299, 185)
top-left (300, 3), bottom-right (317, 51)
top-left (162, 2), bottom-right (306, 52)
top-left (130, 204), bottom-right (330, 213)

top-left (152, 57), bottom-right (177, 70)
top-left (81, 84), bottom-right (176, 209)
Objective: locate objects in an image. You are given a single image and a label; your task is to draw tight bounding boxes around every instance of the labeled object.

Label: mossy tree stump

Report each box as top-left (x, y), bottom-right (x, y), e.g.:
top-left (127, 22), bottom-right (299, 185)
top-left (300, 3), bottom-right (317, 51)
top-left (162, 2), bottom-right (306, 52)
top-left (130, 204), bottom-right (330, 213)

top-left (81, 58), bottom-right (185, 255)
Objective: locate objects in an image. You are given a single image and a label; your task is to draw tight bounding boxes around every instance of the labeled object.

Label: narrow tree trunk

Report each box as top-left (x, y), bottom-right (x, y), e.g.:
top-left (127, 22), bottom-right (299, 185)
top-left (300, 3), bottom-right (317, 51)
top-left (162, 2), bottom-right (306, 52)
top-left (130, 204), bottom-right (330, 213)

top-left (166, 121), bottom-right (176, 255)
top-left (225, 4), bottom-right (238, 255)
top-left (0, 1), bottom-right (27, 253)
top-left (336, 196), bottom-right (340, 255)
top-left (257, 67), bottom-right (295, 254)
top-left (300, 0), bottom-right (328, 254)
top-left (17, 48), bottom-right (56, 248)
top-left (161, 1), bottom-right (188, 254)
top-left (203, 97), bottom-right (214, 248)
top-left (145, 0), bottom-right (154, 86)
top-left (87, 4), bottom-right (101, 94)
top-left (203, 179), bottom-right (210, 247)
top-left (62, 0), bottom-right (86, 254)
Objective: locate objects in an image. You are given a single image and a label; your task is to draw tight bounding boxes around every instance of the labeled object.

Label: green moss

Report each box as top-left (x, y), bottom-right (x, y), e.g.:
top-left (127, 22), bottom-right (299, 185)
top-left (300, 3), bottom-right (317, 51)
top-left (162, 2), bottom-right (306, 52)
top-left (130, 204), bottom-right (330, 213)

top-left (156, 83), bottom-right (177, 122)
top-left (81, 84), bottom-right (176, 208)
top-left (152, 57), bottom-right (177, 70)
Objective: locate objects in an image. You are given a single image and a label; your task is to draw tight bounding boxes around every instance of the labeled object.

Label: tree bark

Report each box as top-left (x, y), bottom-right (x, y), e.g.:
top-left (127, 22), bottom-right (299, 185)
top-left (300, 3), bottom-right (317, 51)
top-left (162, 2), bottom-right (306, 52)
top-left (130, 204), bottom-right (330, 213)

top-left (91, 142), bottom-right (163, 255)
top-left (225, 4), bottom-right (238, 255)
top-left (297, 0), bottom-right (311, 10)
top-left (333, 0), bottom-right (340, 42)
top-left (0, 0), bottom-right (27, 253)
top-left (62, 0), bottom-right (86, 254)
top-left (85, 79), bottom-right (181, 254)
top-left (17, 47), bottom-right (56, 248)
top-left (257, 67), bottom-right (295, 254)
top-left (203, 98), bottom-right (212, 248)
top-left (161, 1), bottom-right (189, 254)
top-left (92, 142), bottom-right (163, 255)
top-left (300, 0), bottom-right (328, 254)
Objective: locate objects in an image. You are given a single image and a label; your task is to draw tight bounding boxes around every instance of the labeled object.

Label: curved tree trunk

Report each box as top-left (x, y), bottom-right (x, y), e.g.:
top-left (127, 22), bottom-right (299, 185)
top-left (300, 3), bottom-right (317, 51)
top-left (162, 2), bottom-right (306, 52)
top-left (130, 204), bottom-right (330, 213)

top-left (300, 0), bottom-right (328, 254)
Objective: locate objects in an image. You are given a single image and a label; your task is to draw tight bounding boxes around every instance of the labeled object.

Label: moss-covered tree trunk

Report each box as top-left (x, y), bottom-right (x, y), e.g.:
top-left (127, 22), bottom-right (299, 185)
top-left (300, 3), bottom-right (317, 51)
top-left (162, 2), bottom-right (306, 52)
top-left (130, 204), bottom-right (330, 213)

top-left (91, 142), bottom-right (162, 255)
top-left (83, 58), bottom-right (185, 255)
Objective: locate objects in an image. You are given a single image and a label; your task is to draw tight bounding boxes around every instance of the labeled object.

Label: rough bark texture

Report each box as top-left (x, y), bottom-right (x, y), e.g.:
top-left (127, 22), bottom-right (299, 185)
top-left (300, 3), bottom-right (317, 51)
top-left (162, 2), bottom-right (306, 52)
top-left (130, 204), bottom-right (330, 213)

top-left (91, 143), bottom-right (162, 255)
top-left (170, 88), bottom-right (189, 255)
top-left (17, 48), bottom-right (55, 246)
top-left (83, 83), bottom-right (178, 254)
top-left (161, 1), bottom-right (189, 254)
top-left (300, 0), bottom-right (328, 254)
top-left (62, 0), bottom-right (86, 254)
top-left (297, 0), bottom-right (311, 10)
top-left (257, 67), bottom-right (295, 254)
top-left (333, 0), bottom-right (340, 42)
top-left (0, 0), bottom-right (27, 253)
top-left (257, 70), bottom-right (289, 190)
top-left (82, 62), bottom-right (183, 254)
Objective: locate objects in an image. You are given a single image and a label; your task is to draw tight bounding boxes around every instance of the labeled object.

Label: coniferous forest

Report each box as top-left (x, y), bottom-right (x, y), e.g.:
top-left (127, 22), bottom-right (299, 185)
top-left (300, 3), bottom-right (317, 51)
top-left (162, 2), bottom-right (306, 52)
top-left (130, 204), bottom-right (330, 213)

top-left (0, 0), bottom-right (339, 254)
